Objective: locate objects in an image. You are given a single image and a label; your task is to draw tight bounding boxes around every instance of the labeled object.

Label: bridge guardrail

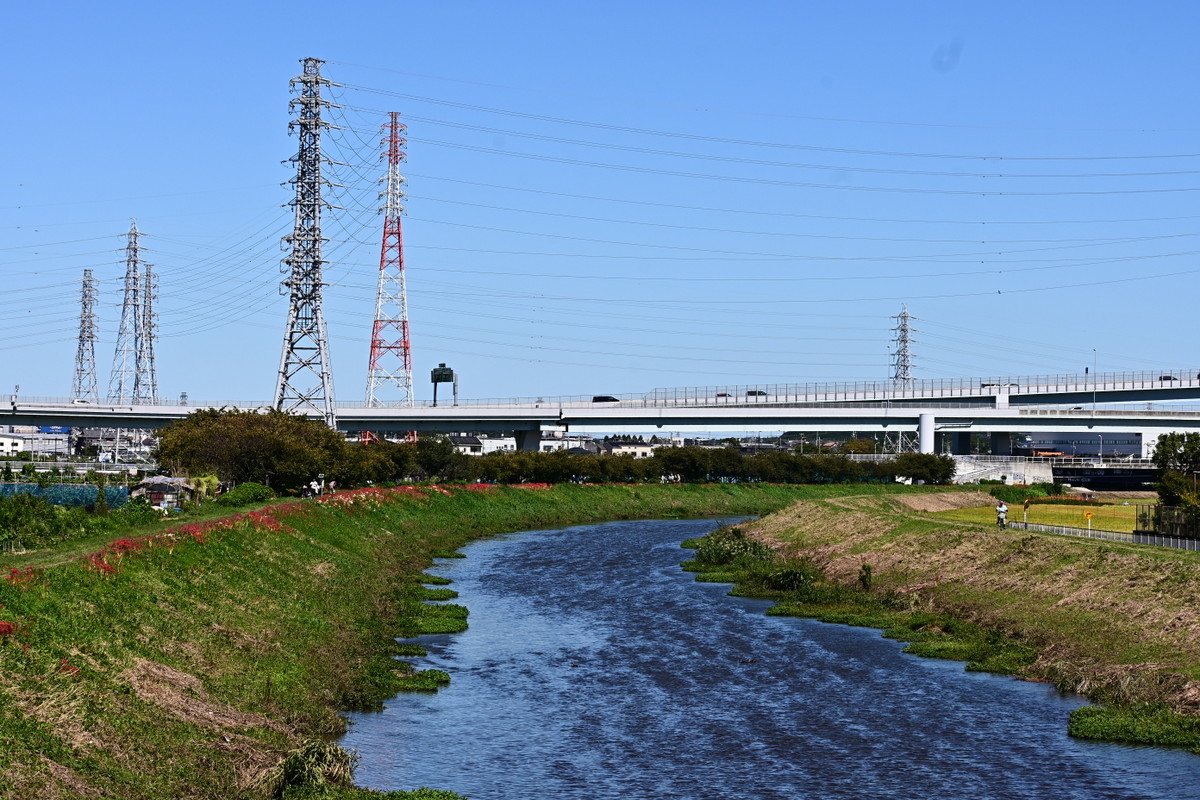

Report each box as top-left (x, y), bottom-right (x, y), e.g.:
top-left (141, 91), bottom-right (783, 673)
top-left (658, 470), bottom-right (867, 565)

top-left (12, 366), bottom-right (1200, 409)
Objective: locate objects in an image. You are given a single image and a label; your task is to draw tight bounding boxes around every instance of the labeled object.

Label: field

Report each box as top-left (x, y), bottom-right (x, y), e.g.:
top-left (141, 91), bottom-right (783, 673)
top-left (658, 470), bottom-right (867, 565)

top-left (932, 498), bottom-right (1144, 532)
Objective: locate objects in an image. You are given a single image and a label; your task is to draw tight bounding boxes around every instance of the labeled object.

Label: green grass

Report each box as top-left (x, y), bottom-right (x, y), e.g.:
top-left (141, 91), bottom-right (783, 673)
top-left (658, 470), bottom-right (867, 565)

top-left (1, 481), bottom-right (864, 799)
top-left (933, 501), bottom-right (1140, 532)
top-left (1070, 705), bottom-right (1200, 752)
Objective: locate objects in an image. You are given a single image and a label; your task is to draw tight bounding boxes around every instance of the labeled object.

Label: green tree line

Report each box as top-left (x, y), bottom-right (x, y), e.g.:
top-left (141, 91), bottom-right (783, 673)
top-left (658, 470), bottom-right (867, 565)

top-left (153, 409), bottom-right (957, 491)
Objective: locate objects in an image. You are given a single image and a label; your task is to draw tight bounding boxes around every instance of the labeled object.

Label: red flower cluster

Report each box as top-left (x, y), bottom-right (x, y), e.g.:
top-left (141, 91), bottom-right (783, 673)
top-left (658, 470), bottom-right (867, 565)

top-left (513, 483), bottom-right (553, 490)
top-left (314, 484), bottom-right (436, 511)
top-left (58, 658), bottom-right (79, 677)
top-left (6, 567), bottom-right (38, 589)
top-left (0, 621), bottom-right (14, 637)
top-left (460, 483), bottom-right (498, 492)
top-left (83, 506), bottom-right (294, 576)
top-left (315, 486), bottom-right (394, 510)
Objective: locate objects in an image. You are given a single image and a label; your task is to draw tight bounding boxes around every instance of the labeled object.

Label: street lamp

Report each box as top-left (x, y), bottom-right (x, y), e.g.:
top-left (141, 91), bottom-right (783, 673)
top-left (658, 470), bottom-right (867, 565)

top-left (1092, 348), bottom-right (1097, 414)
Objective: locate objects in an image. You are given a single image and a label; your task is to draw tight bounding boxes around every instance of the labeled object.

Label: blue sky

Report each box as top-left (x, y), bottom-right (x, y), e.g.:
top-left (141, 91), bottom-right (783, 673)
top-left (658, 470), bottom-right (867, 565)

top-left (6, 2), bottom-right (1200, 404)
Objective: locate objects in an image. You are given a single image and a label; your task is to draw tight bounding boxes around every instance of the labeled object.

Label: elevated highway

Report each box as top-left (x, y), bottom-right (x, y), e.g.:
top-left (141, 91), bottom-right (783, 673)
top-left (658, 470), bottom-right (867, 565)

top-left (8, 368), bottom-right (1200, 454)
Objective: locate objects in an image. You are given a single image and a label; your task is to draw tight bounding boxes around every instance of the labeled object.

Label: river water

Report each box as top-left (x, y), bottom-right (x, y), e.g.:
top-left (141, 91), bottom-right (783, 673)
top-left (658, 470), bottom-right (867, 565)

top-left (342, 518), bottom-right (1200, 799)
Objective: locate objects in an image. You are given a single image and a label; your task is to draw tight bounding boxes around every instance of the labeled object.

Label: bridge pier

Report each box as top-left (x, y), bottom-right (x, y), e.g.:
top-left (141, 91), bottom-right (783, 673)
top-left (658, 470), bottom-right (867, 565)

top-left (919, 414), bottom-right (935, 454)
top-left (990, 431), bottom-right (1014, 456)
top-left (514, 429), bottom-right (541, 452)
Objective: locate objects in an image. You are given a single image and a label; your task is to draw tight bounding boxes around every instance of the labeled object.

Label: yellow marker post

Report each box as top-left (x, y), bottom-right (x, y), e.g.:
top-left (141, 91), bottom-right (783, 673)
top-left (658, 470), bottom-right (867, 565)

top-left (1084, 510), bottom-right (1093, 531)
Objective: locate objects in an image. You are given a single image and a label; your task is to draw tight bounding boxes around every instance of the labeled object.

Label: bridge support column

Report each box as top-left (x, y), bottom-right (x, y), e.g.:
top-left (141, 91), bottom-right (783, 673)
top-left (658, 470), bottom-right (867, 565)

top-left (514, 429), bottom-right (541, 452)
top-left (918, 414), bottom-right (935, 454)
top-left (990, 432), bottom-right (1013, 456)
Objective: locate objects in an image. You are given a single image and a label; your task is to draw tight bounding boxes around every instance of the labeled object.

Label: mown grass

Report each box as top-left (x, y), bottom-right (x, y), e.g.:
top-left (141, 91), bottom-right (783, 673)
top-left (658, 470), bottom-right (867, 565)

top-left (2, 481), bottom-right (889, 799)
top-left (933, 500), bottom-right (1140, 532)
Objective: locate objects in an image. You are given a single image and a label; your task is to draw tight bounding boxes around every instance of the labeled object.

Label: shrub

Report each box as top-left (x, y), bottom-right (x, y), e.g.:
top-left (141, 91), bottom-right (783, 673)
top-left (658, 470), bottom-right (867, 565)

top-left (694, 526), bottom-right (775, 567)
top-left (113, 496), bottom-right (162, 526)
top-left (215, 482), bottom-right (276, 507)
top-left (987, 485), bottom-right (1049, 504)
top-left (251, 739), bottom-right (357, 798)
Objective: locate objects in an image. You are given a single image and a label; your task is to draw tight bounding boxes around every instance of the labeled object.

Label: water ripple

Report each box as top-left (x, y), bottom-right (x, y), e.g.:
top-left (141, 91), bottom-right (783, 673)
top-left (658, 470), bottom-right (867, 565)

top-left (343, 519), bottom-right (1200, 800)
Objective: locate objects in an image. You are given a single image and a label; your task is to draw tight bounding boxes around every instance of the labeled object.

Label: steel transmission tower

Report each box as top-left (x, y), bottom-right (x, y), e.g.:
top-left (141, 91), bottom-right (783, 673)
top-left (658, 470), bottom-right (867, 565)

top-left (891, 304), bottom-right (916, 386)
top-left (275, 57), bottom-right (337, 428)
top-left (108, 221), bottom-right (145, 403)
top-left (365, 112), bottom-right (415, 407)
top-left (134, 263), bottom-right (159, 403)
top-left (72, 269), bottom-right (99, 402)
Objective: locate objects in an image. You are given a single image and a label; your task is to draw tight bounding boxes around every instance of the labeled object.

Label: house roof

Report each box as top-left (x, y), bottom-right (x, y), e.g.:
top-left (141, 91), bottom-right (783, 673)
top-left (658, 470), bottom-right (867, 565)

top-left (136, 475), bottom-right (193, 487)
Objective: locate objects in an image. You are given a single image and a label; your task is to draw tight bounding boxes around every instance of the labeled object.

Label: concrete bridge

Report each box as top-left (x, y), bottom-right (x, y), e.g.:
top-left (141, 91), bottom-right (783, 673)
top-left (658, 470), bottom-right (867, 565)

top-left (7, 368), bottom-right (1200, 454)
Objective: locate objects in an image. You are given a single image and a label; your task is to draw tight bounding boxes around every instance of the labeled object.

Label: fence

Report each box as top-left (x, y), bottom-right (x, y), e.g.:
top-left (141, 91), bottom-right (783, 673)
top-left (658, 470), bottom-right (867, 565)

top-left (0, 483), bottom-right (128, 508)
top-left (1008, 521), bottom-right (1134, 544)
top-left (1135, 504), bottom-right (1200, 539)
top-left (1008, 506), bottom-right (1200, 552)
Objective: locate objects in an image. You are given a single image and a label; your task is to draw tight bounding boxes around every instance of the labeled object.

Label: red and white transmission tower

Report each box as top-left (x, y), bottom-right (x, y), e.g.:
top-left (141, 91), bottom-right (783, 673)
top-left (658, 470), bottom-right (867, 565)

top-left (364, 112), bottom-right (415, 408)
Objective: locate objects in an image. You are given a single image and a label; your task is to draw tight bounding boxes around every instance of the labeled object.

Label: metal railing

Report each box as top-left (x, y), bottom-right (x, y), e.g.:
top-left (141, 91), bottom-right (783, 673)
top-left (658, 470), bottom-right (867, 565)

top-left (1138, 505), bottom-right (1200, 539)
top-left (1009, 520), bottom-right (1135, 543)
top-left (14, 367), bottom-right (1200, 411)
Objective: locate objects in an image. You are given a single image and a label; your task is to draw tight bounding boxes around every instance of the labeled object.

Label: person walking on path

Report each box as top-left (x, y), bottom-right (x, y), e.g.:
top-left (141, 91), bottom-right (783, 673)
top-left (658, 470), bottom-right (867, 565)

top-left (996, 501), bottom-right (1009, 529)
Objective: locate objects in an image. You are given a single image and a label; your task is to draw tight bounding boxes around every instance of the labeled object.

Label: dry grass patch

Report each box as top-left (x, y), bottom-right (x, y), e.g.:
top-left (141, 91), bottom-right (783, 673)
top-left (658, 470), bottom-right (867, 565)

top-left (892, 491), bottom-right (995, 513)
top-left (10, 684), bottom-right (97, 754)
top-left (124, 659), bottom-right (286, 735)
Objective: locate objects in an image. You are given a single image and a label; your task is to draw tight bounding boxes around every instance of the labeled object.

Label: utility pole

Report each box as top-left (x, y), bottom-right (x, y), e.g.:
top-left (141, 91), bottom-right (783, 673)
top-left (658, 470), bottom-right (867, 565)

top-left (891, 304), bottom-right (916, 386)
top-left (72, 269), bottom-right (99, 403)
top-left (365, 111), bottom-right (415, 408)
top-left (108, 221), bottom-right (144, 403)
top-left (275, 57), bottom-right (338, 428)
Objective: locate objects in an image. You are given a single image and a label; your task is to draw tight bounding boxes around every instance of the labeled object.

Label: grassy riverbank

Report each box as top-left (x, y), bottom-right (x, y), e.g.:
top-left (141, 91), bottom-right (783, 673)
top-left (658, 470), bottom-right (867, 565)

top-left (685, 490), bottom-right (1200, 752)
top-left (1, 481), bottom-right (924, 800)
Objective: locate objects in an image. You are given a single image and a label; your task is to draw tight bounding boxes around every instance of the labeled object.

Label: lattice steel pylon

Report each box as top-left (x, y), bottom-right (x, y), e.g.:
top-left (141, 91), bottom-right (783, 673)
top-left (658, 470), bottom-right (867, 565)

top-left (891, 304), bottom-right (916, 386)
top-left (108, 221), bottom-right (144, 403)
top-left (72, 269), bottom-right (99, 402)
top-left (134, 262), bottom-right (159, 404)
top-left (365, 112), bottom-right (415, 408)
top-left (275, 57), bottom-right (337, 428)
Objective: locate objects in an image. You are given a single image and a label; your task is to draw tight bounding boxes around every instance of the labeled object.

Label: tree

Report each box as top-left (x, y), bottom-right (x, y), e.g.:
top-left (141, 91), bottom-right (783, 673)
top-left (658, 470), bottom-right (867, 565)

top-left (155, 408), bottom-right (350, 493)
top-left (891, 453), bottom-right (957, 485)
top-left (840, 438), bottom-right (878, 454)
top-left (412, 436), bottom-right (471, 482)
top-left (94, 474), bottom-right (108, 515)
top-left (1152, 432), bottom-right (1200, 507)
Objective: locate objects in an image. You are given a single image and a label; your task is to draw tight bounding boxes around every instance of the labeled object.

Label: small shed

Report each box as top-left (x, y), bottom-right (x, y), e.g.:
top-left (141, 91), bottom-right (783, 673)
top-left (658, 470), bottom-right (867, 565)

top-left (130, 476), bottom-right (196, 508)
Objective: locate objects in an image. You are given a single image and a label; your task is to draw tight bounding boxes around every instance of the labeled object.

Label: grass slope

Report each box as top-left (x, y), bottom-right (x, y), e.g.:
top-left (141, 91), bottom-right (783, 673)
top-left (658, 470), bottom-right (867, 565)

top-left (1, 482), bottom-right (928, 799)
top-left (703, 492), bottom-right (1200, 752)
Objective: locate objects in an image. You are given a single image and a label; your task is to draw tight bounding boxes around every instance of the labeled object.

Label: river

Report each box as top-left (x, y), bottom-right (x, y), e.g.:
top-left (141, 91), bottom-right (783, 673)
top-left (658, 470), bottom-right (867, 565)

top-left (342, 518), bottom-right (1200, 799)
